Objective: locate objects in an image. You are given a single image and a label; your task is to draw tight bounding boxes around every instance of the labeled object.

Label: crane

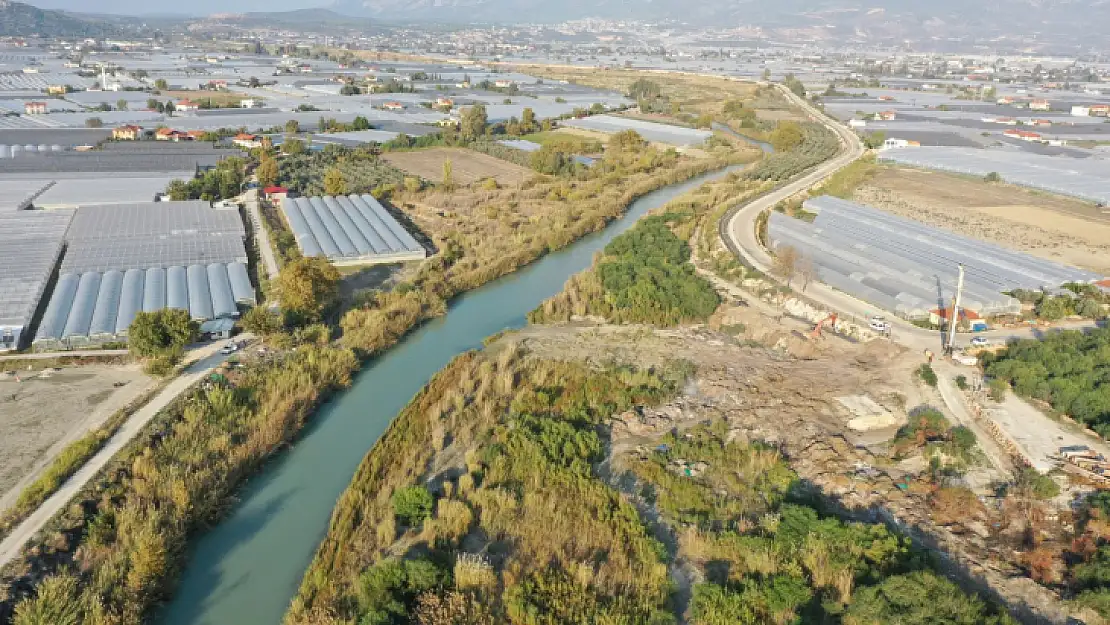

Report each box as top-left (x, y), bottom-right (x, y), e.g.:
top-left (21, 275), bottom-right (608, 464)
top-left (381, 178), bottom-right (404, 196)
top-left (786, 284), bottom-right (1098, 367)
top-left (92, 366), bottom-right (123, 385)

top-left (810, 312), bottom-right (838, 340)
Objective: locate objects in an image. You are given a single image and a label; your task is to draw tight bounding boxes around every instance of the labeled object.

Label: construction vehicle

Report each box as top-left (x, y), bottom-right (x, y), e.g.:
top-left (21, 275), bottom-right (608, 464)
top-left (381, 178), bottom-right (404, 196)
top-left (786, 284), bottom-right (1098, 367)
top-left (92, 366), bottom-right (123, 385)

top-left (810, 313), bottom-right (838, 339)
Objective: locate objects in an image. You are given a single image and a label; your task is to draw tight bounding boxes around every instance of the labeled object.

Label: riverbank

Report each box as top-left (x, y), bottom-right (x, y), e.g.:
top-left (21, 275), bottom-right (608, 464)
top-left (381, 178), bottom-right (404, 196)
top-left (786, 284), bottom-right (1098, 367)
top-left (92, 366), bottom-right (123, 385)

top-left (0, 144), bottom-right (751, 625)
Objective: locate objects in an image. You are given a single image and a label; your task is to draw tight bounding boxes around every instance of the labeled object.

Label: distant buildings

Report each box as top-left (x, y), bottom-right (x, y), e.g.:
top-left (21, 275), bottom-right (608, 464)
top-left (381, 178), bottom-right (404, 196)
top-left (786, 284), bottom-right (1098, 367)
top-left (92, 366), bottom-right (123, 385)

top-left (382, 101), bottom-right (404, 111)
top-left (848, 119), bottom-right (867, 128)
top-left (1029, 99), bottom-right (1051, 111)
top-left (232, 133), bottom-right (262, 149)
top-left (175, 99), bottom-right (200, 113)
top-left (876, 110), bottom-right (897, 121)
top-left (240, 98), bottom-right (262, 109)
top-left (1072, 105), bottom-right (1091, 117)
top-left (112, 125), bottom-right (143, 140)
top-left (1003, 129), bottom-right (1042, 141)
top-left (883, 138), bottom-right (920, 149)
top-left (24, 101), bottom-right (47, 115)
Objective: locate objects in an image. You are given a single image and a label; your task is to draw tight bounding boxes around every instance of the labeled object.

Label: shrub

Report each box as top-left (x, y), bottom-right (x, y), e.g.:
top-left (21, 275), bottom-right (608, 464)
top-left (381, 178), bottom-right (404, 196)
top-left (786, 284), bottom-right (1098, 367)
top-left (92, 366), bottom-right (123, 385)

top-left (988, 378), bottom-right (1008, 402)
top-left (916, 363), bottom-right (938, 388)
top-left (392, 486), bottom-right (434, 526)
top-left (954, 375), bottom-right (968, 390)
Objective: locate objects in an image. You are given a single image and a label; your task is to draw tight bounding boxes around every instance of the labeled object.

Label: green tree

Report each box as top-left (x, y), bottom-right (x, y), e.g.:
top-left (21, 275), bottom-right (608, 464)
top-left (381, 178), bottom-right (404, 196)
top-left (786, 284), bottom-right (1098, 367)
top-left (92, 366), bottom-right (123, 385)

top-left (116, 98), bottom-right (128, 111)
top-left (164, 100), bottom-right (175, 115)
top-left (276, 256), bottom-right (340, 322)
top-left (241, 306), bottom-right (282, 335)
top-left (984, 171), bottom-right (1001, 182)
top-left (12, 574), bottom-right (85, 625)
top-left (323, 167), bottom-right (347, 196)
top-left (441, 159), bottom-right (453, 188)
top-left (352, 115), bottom-right (370, 131)
top-left (392, 486), bottom-right (434, 526)
top-left (628, 78), bottom-right (662, 100)
top-left (521, 106), bottom-right (536, 131)
top-left (769, 121), bottom-right (805, 152)
top-left (284, 119), bottom-right (300, 134)
top-left (844, 571), bottom-right (999, 625)
top-left (459, 104), bottom-right (488, 141)
top-left (257, 154), bottom-right (279, 188)
top-left (282, 138), bottom-right (306, 155)
top-left (146, 97), bottom-right (158, 110)
top-left (165, 179), bottom-right (189, 201)
top-left (128, 309), bottom-right (198, 358)
top-left (85, 117), bottom-right (103, 129)
top-left (154, 78), bottom-right (168, 90)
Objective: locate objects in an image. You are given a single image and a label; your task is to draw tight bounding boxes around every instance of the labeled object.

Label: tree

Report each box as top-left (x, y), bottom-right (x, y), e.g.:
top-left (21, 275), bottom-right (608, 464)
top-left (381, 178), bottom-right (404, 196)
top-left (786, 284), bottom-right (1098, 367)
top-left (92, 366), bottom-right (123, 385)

top-left (392, 486), bottom-right (434, 526)
top-left (984, 171), bottom-right (1001, 182)
top-left (256, 155), bottom-right (279, 188)
top-left (164, 100), bottom-right (176, 115)
top-left (11, 573), bottom-right (84, 625)
top-left (340, 83), bottom-right (361, 96)
top-left (154, 78), bottom-right (168, 90)
top-left (769, 121), bottom-right (804, 152)
top-left (762, 68), bottom-right (772, 80)
top-left (241, 306), bottom-right (282, 335)
top-left (116, 98), bottom-right (128, 111)
top-left (521, 107), bottom-right (536, 131)
top-left (627, 78), bottom-right (661, 101)
top-left (459, 104), bottom-right (488, 141)
top-left (146, 97), bottom-right (158, 111)
top-left (772, 244), bottom-right (798, 287)
top-left (248, 76), bottom-right (260, 88)
top-left (608, 129), bottom-right (646, 153)
top-left (165, 179), bottom-right (189, 201)
top-left (82, 116), bottom-right (104, 129)
top-left (351, 115), bottom-right (370, 131)
top-left (284, 119), bottom-right (300, 134)
top-left (276, 256), bottom-right (340, 322)
top-left (323, 167), bottom-right (347, 196)
top-left (128, 309), bottom-right (198, 358)
top-left (797, 255), bottom-right (817, 292)
top-left (282, 138), bottom-right (305, 155)
top-left (441, 159), bottom-right (453, 188)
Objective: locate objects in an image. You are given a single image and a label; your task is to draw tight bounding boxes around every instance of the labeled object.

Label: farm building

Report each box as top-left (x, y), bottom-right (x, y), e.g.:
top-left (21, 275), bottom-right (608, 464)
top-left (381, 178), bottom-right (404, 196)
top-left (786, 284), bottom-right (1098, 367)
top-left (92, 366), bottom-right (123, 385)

top-left (279, 194), bottom-right (426, 266)
top-left (0, 209), bottom-right (73, 351)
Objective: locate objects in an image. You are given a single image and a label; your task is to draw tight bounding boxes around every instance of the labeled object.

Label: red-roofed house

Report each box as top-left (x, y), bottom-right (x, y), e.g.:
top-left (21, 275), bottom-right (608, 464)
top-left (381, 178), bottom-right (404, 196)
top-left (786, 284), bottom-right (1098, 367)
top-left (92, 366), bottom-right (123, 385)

top-left (435, 96), bottom-right (454, 108)
top-left (1003, 129), bottom-right (1042, 141)
top-left (1030, 99), bottom-right (1051, 111)
top-left (382, 101), bottom-right (404, 111)
top-left (930, 307), bottom-right (986, 330)
top-left (186, 130), bottom-right (208, 141)
top-left (1091, 104), bottom-right (1110, 117)
top-left (263, 186), bottom-right (288, 198)
top-left (877, 110), bottom-right (897, 121)
top-left (175, 99), bottom-right (200, 112)
top-left (233, 133), bottom-right (262, 149)
top-left (155, 127), bottom-right (187, 141)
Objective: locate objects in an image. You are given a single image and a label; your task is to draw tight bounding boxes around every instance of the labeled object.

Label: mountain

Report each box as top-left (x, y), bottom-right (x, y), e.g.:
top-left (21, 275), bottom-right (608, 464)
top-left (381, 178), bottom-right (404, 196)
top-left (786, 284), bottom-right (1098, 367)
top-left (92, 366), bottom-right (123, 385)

top-left (328, 0), bottom-right (1110, 42)
top-left (0, 0), bottom-right (116, 37)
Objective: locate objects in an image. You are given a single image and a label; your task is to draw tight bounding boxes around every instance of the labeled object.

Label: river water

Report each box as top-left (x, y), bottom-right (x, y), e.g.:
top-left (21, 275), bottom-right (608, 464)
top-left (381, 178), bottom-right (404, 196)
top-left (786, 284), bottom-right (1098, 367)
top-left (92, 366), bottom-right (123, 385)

top-left (160, 165), bottom-right (749, 625)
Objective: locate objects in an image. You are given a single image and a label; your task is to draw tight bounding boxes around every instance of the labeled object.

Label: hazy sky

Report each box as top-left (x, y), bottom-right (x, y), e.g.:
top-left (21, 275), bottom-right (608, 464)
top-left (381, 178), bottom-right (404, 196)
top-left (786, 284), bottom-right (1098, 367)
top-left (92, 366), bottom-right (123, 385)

top-left (32, 0), bottom-right (318, 14)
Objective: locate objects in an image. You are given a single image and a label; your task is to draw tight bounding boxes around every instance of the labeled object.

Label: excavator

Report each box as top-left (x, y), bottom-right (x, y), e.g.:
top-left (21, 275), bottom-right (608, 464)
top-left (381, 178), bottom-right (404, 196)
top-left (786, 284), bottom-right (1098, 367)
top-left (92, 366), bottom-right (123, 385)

top-left (810, 312), bottom-right (838, 340)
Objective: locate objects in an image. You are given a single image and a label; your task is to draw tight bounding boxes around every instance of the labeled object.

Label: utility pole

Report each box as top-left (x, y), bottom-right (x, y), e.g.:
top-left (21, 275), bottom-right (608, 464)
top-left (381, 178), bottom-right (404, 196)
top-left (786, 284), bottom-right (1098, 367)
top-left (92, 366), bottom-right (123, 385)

top-left (946, 263), bottom-right (965, 355)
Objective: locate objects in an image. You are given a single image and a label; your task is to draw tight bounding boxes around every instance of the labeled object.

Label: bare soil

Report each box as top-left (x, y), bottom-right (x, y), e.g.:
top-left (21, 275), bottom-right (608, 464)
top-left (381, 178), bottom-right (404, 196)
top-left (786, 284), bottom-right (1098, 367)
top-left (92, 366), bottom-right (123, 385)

top-left (855, 167), bottom-right (1110, 273)
top-left (382, 148), bottom-right (534, 186)
top-left (0, 364), bottom-right (152, 509)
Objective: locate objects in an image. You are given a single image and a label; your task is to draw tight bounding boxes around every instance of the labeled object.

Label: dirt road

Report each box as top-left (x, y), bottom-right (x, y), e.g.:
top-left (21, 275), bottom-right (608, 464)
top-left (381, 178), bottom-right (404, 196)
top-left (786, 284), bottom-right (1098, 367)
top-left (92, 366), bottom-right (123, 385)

top-left (0, 340), bottom-right (245, 570)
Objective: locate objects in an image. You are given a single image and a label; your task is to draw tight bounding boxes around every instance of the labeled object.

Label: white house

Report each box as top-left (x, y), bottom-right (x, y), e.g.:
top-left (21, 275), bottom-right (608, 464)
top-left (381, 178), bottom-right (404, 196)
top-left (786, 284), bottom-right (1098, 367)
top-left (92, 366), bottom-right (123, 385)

top-left (883, 138), bottom-right (920, 149)
top-left (1071, 106), bottom-right (1090, 117)
top-left (240, 99), bottom-right (262, 109)
top-left (848, 119), bottom-right (867, 128)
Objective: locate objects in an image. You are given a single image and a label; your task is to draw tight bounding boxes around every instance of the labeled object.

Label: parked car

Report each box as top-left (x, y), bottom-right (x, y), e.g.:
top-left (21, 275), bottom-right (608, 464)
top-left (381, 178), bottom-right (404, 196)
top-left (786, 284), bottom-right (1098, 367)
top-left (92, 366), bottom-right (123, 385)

top-left (970, 336), bottom-right (989, 348)
top-left (220, 341), bottom-right (239, 355)
top-left (869, 316), bottom-right (890, 332)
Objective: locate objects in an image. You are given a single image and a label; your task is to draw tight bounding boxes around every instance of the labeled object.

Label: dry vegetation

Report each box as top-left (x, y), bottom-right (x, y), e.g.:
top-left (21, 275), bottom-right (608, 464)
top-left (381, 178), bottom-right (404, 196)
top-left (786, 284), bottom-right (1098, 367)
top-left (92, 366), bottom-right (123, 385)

top-left (382, 148), bottom-right (534, 186)
top-left (850, 165), bottom-right (1110, 274)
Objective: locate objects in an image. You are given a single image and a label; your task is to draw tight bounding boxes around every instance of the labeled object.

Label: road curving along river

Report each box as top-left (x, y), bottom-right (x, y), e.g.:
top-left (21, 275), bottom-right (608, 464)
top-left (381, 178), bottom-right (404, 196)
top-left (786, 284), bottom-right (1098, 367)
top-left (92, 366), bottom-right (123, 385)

top-left (160, 164), bottom-right (751, 625)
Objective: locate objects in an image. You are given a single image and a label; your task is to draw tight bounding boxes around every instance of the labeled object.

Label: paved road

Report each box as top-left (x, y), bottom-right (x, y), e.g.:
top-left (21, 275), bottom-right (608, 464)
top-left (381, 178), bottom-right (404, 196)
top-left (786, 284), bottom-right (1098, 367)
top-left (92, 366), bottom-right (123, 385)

top-left (243, 186), bottom-right (280, 282)
top-left (721, 84), bottom-right (1099, 353)
top-left (0, 340), bottom-right (246, 570)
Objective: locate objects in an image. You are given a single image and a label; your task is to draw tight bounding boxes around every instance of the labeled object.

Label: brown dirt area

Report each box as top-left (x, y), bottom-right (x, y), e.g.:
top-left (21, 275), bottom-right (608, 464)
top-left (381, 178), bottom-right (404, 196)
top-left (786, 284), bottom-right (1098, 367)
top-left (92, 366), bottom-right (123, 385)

top-left (855, 166), bottom-right (1110, 274)
top-left (382, 148), bottom-right (533, 186)
top-left (0, 365), bottom-right (152, 510)
top-left (497, 306), bottom-right (1072, 622)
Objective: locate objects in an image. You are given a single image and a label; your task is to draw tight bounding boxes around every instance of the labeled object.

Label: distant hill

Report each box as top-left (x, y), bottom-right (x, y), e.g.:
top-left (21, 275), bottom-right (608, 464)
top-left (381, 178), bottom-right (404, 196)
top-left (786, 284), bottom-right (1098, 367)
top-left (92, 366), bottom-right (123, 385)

top-left (0, 0), bottom-right (116, 37)
top-left (192, 8), bottom-right (384, 32)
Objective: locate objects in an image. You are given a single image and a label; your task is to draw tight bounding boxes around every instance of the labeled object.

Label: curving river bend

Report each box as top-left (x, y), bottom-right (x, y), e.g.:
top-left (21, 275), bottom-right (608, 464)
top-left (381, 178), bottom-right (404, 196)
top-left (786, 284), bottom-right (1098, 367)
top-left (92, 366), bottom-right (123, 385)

top-left (160, 163), bottom-right (753, 625)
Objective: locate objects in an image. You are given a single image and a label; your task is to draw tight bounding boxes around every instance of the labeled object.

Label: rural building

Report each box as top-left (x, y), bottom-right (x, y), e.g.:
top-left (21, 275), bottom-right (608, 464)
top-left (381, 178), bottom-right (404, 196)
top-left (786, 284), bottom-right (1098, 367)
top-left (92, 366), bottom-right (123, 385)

top-left (878, 95), bottom-right (895, 101)
top-left (112, 125), bottom-right (143, 140)
top-left (232, 133), bottom-right (262, 149)
top-left (155, 128), bottom-right (187, 141)
top-left (240, 98), bottom-right (261, 108)
top-left (1030, 119), bottom-right (1052, 127)
top-left (47, 85), bottom-right (67, 95)
top-left (494, 79), bottom-right (515, 88)
top-left (1030, 99), bottom-right (1051, 111)
top-left (435, 97), bottom-right (454, 108)
top-left (24, 101), bottom-right (46, 114)
top-left (207, 80), bottom-right (229, 90)
top-left (175, 99), bottom-right (200, 112)
top-left (997, 96), bottom-right (1015, 104)
top-left (930, 307), bottom-right (987, 330)
top-left (1003, 129), bottom-right (1042, 141)
top-left (1091, 104), bottom-right (1110, 117)
top-left (1072, 105), bottom-right (1091, 117)
top-left (382, 101), bottom-right (404, 111)
top-left (186, 130), bottom-right (208, 141)
top-left (848, 119), bottom-right (866, 128)
top-left (883, 138), bottom-right (920, 149)
top-left (278, 194), bottom-right (426, 266)
top-left (876, 110), bottom-right (897, 120)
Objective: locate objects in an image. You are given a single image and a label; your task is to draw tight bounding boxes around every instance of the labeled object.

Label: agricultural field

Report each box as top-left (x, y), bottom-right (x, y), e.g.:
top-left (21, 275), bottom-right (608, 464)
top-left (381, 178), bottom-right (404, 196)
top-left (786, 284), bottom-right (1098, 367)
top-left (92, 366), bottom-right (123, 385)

top-left (158, 90), bottom-right (253, 108)
top-left (851, 165), bottom-right (1110, 273)
top-left (277, 148), bottom-right (408, 196)
top-left (383, 147), bottom-right (534, 186)
top-left (519, 131), bottom-right (604, 154)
